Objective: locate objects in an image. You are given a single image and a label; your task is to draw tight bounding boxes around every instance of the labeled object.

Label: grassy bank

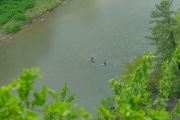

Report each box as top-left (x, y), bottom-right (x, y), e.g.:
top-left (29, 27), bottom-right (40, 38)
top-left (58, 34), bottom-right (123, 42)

top-left (0, 0), bottom-right (65, 39)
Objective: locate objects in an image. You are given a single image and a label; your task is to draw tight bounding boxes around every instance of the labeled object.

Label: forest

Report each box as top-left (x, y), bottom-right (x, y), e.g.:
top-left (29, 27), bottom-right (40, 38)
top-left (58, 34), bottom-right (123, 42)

top-left (1, 0), bottom-right (180, 120)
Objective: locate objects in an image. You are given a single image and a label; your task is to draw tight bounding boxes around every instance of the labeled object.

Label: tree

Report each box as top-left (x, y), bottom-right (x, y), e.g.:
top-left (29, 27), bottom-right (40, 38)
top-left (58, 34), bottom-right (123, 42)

top-left (145, 0), bottom-right (178, 80)
top-left (146, 0), bottom-right (177, 60)
top-left (94, 45), bottom-right (180, 120)
top-left (145, 0), bottom-right (180, 96)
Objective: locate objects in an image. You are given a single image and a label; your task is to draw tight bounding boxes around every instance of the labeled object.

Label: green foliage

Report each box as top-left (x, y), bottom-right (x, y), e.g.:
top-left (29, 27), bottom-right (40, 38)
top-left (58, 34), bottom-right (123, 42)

top-left (100, 96), bottom-right (115, 110)
top-left (0, 67), bottom-right (91, 120)
top-left (95, 1), bottom-right (180, 118)
top-left (60, 84), bottom-right (75, 102)
top-left (32, 86), bottom-right (48, 107)
top-left (95, 47), bottom-right (180, 120)
top-left (43, 84), bottom-right (77, 119)
top-left (6, 23), bottom-right (21, 33)
top-left (0, 0), bottom-right (34, 26)
top-left (44, 103), bottom-right (91, 120)
top-left (0, 68), bottom-right (42, 120)
top-left (12, 68), bottom-right (41, 102)
top-left (0, 0), bottom-right (65, 35)
top-left (169, 99), bottom-right (180, 119)
top-left (121, 56), bottom-right (143, 82)
top-left (145, 0), bottom-right (177, 68)
top-left (154, 45), bottom-right (180, 110)
top-left (0, 0), bottom-right (35, 35)
top-left (1, 49), bottom-right (180, 120)
top-left (0, 85), bottom-right (22, 120)
top-left (175, 9), bottom-right (180, 41)
top-left (145, 0), bottom-right (180, 96)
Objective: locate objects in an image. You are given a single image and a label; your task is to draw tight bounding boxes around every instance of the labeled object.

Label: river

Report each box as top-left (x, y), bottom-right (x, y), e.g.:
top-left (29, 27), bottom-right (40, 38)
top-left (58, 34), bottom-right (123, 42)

top-left (0, 0), bottom-right (180, 117)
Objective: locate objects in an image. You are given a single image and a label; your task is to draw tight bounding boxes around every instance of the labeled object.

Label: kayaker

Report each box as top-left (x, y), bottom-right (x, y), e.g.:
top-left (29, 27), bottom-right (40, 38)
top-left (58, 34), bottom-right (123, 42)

top-left (90, 57), bottom-right (94, 63)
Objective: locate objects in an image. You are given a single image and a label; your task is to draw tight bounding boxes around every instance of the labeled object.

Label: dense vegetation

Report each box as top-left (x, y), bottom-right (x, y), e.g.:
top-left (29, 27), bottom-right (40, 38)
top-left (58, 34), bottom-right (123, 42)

top-left (0, 0), bottom-right (65, 36)
top-left (145, 0), bottom-right (180, 96)
top-left (1, 0), bottom-right (180, 119)
top-left (0, 68), bottom-right (91, 120)
top-left (0, 0), bottom-right (34, 33)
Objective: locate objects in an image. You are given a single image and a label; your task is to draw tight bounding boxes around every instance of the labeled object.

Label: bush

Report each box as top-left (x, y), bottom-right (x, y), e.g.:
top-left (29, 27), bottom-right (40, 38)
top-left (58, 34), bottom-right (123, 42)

top-left (0, 0), bottom-right (34, 25)
top-left (6, 23), bottom-right (21, 33)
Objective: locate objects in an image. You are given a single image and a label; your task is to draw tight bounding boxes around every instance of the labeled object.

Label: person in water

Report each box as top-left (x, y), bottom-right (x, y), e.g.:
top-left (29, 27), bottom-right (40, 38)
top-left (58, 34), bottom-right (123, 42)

top-left (103, 62), bottom-right (107, 66)
top-left (90, 57), bottom-right (94, 63)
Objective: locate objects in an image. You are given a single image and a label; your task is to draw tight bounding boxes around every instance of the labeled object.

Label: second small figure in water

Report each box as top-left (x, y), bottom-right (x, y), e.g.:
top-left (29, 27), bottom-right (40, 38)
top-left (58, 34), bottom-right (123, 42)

top-left (101, 61), bottom-right (108, 66)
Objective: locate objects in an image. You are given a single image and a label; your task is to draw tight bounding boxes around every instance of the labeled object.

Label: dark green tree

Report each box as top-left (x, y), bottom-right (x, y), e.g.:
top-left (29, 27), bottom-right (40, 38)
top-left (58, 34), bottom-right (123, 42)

top-left (146, 0), bottom-right (177, 60)
top-left (146, 0), bottom-right (178, 77)
top-left (145, 0), bottom-right (180, 93)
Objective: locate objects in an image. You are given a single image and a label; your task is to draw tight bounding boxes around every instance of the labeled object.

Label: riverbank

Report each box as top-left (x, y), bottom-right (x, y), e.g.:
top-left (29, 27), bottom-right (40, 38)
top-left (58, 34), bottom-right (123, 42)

top-left (0, 0), bottom-right (67, 41)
